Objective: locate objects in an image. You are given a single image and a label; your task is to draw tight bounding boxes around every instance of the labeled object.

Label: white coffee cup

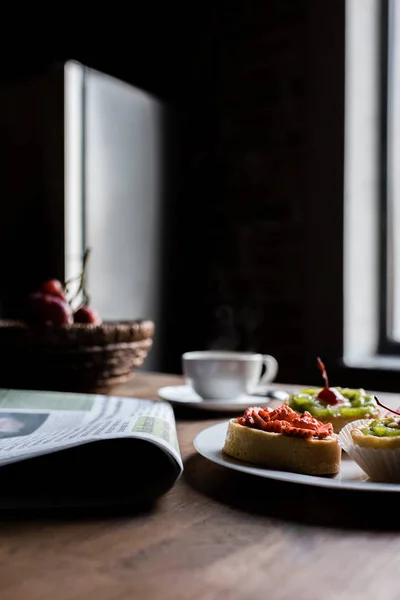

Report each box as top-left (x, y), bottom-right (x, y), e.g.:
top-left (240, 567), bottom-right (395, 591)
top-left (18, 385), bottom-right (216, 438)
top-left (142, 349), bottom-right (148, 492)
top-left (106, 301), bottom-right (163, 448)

top-left (182, 350), bottom-right (278, 400)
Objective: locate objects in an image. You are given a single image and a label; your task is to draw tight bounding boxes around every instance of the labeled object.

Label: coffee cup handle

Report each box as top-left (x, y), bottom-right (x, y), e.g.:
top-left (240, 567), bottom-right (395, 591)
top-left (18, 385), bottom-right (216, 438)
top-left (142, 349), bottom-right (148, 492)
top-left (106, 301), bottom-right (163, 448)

top-left (258, 355), bottom-right (278, 386)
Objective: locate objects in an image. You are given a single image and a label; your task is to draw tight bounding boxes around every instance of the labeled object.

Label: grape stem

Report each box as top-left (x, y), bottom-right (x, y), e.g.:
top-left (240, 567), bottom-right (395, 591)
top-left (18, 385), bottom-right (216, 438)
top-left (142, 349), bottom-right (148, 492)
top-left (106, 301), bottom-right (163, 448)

top-left (374, 396), bottom-right (400, 416)
top-left (317, 357), bottom-right (329, 388)
top-left (64, 248), bottom-right (91, 309)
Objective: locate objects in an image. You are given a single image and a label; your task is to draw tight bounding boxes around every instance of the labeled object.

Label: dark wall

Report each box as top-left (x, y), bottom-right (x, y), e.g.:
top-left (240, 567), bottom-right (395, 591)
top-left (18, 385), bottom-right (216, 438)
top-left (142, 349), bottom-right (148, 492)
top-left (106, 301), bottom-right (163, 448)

top-left (159, 0), bottom-right (346, 385)
top-left (0, 1), bottom-right (346, 385)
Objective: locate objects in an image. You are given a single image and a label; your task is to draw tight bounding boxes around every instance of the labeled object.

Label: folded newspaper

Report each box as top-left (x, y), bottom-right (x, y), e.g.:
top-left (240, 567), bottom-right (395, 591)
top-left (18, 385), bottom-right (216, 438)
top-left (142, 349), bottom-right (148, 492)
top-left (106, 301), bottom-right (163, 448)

top-left (0, 389), bottom-right (183, 509)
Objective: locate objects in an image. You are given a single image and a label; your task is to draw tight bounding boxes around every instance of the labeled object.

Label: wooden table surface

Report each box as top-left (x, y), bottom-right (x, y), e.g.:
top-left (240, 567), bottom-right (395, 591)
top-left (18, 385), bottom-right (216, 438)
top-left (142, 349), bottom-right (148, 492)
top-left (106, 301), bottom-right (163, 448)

top-left (2, 373), bottom-right (400, 600)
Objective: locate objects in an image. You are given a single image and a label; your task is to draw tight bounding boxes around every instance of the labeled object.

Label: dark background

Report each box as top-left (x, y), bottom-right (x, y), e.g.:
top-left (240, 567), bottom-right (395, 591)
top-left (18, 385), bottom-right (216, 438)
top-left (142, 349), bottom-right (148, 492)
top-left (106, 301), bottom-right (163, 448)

top-left (0, 2), bottom-right (354, 387)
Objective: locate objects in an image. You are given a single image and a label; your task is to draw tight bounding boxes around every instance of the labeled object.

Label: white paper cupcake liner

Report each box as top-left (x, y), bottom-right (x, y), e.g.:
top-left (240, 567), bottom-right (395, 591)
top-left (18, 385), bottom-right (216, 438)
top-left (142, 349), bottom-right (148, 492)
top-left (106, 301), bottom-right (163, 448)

top-left (338, 419), bottom-right (400, 482)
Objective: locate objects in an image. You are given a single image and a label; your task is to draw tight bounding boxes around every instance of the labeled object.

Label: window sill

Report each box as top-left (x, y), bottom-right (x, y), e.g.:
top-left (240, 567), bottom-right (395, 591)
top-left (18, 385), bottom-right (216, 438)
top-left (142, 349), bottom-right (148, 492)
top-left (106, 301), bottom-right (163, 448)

top-left (343, 355), bottom-right (400, 371)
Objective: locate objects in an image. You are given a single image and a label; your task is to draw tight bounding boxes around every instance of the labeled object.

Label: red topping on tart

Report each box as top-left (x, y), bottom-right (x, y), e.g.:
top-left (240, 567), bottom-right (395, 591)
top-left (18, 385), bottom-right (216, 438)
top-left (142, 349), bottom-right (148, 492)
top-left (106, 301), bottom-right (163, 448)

top-left (237, 405), bottom-right (334, 440)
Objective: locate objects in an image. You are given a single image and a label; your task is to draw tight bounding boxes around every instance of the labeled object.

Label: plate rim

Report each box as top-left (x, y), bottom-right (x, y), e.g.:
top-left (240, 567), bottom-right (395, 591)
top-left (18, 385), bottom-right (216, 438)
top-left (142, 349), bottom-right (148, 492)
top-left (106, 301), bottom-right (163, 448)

top-left (193, 421), bottom-right (400, 493)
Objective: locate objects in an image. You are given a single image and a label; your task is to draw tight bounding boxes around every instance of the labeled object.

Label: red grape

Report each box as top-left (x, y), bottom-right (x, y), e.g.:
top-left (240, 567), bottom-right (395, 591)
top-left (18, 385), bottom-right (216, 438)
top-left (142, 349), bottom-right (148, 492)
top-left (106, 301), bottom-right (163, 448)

top-left (39, 279), bottom-right (66, 300)
top-left (28, 293), bottom-right (72, 326)
top-left (74, 305), bottom-right (102, 325)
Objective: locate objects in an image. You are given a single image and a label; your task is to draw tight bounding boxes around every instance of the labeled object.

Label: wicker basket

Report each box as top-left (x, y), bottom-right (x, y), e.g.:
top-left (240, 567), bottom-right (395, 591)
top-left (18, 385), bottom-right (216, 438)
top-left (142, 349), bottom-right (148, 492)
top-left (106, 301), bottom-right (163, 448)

top-left (0, 319), bottom-right (154, 394)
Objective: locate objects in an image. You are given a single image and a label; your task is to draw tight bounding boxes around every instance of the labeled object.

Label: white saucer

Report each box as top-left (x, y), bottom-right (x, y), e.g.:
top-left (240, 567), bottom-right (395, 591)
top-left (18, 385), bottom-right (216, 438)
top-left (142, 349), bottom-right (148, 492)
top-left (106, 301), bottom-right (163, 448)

top-left (157, 384), bottom-right (286, 413)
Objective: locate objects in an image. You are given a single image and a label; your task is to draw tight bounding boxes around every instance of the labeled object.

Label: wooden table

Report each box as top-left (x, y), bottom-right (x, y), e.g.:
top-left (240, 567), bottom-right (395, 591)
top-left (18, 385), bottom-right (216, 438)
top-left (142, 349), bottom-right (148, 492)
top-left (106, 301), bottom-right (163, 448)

top-left (2, 373), bottom-right (400, 600)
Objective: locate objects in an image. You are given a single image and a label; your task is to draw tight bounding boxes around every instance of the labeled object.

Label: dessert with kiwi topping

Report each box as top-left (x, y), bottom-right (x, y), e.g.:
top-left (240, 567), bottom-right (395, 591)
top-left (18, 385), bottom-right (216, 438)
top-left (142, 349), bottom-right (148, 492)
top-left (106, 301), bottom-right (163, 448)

top-left (338, 398), bottom-right (400, 482)
top-left (287, 358), bottom-right (379, 433)
top-left (351, 397), bottom-right (400, 449)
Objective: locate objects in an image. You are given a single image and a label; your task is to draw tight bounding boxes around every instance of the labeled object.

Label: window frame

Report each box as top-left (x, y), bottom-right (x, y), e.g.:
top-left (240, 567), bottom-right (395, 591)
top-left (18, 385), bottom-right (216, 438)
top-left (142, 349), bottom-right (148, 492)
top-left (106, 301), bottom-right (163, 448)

top-left (379, 0), bottom-right (400, 354)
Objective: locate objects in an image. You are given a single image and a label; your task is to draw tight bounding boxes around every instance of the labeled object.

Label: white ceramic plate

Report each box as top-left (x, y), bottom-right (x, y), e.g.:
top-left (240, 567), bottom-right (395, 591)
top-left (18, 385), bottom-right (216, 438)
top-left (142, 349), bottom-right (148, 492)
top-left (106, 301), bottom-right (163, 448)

top-left (193, 421), bottom-right (400, 492)
top-left (158, 384), bottom-right (289, 413)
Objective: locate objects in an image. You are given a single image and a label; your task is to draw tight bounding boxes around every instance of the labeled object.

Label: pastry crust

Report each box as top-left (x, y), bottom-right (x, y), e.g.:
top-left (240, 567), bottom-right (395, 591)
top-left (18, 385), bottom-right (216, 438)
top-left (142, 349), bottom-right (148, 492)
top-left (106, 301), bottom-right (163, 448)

top-left (223, 419), bottom-right (341, 475)
top-left (351, 428), bottom-right (400, 449)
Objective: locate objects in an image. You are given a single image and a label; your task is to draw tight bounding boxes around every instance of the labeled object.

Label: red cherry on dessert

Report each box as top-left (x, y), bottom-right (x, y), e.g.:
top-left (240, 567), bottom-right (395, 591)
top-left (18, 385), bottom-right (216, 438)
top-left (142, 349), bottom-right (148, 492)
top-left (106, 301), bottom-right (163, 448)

top-left (73, 305), bottom-right (102, 325)
top-left (28, 292), bottom-right (73, 326)
top-left (315, 357), bottom-right (345, 405)
top-left (39, 279), bottom-right (66, 300)
top-left (316, 387), bottom-right (345, 405)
